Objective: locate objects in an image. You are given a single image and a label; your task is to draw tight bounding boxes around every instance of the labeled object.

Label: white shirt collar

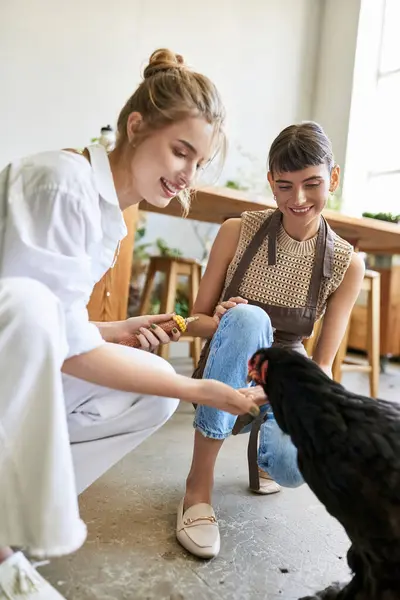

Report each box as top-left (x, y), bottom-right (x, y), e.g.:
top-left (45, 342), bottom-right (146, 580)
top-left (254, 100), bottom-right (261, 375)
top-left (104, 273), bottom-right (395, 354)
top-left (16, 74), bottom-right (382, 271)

top-left (87, 144), bottom-right (120, 206)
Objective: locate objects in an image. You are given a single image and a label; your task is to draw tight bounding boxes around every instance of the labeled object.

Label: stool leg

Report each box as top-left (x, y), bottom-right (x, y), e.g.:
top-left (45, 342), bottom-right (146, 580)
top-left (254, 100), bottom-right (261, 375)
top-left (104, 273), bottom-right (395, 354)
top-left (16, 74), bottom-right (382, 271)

top-left (303, 317), bottom-right (323, 357)
top-left (159, 261), bottom-right (178, 361)
top-left (139, 261), bottom-right (157, 315)
top-left (368, 275), bottom-right (380, 398)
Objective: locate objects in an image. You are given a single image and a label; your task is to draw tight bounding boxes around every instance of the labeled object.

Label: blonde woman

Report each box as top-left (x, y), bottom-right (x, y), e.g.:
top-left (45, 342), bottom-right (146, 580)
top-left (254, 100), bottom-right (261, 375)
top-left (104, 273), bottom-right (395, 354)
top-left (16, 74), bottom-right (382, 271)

top-left (0, 49), bottom-right (258, 598)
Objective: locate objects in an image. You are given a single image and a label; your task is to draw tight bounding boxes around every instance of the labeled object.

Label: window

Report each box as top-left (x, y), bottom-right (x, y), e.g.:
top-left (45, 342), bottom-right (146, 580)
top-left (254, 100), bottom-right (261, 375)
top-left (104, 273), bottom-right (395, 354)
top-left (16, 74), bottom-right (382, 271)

top-left (365, 0), bottom-right (400, 214)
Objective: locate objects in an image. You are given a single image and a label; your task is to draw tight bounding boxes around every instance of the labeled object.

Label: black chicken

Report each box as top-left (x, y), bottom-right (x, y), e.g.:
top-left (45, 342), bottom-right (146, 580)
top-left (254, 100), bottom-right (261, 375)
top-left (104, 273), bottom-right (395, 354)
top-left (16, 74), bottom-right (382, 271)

top-left (247, 347), bottom-right (400, 600)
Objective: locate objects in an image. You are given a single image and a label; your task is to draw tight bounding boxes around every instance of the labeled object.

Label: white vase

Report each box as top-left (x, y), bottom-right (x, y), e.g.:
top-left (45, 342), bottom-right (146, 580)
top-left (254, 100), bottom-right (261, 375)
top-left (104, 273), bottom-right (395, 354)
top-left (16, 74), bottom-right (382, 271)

top-left (98, 125), bottom-right (116, 151)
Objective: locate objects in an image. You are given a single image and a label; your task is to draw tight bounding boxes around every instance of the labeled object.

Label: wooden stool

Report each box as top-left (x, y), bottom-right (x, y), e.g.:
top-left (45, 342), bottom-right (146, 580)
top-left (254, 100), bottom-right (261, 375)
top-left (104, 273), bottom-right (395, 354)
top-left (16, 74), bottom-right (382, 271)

top-left (139, 256), bottom-right (202, 367)
top-left (333, 270), bottom-right (380, 397)
top-left (304, 270), bottom-right (381, 397)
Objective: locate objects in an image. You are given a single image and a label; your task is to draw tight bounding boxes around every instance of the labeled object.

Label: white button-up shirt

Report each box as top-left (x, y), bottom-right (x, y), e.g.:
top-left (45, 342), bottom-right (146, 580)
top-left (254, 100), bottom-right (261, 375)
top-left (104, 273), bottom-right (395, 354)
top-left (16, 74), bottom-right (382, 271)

top-left (0, 145), bottom-right (127, 358)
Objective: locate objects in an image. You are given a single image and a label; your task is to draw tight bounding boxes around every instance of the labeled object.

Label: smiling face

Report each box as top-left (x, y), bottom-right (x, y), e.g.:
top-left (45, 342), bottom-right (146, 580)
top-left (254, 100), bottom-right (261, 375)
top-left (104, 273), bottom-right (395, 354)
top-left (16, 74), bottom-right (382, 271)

top-left (266, 122), bottom-right (340, 236)
top-left (268, 163), bottom-right (340, 230)
top-left (111, 49), bottom-right (226, 212)
top-left (128, 115), bottom-right (216, 209)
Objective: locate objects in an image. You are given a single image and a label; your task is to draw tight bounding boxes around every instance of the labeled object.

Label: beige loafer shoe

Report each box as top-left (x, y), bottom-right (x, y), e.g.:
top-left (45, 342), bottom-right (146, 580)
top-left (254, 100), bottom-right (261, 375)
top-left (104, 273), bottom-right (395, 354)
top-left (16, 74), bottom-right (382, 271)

top-left (176, 498), bottom-right (220, 559)
top-left (250, 469), bottom-right (282, 495)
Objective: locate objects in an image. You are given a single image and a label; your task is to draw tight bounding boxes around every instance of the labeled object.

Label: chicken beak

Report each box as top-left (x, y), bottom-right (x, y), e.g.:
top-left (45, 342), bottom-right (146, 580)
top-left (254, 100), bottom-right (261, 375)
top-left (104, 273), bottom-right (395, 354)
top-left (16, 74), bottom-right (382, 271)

top-left (247, 369), bottom-right (258, 384)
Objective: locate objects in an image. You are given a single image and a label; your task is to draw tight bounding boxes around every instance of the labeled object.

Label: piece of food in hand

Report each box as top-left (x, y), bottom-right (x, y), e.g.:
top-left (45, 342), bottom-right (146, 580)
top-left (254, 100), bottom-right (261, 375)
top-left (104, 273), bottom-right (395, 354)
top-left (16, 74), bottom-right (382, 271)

top-left (119, 315), bottom-right (199, 348)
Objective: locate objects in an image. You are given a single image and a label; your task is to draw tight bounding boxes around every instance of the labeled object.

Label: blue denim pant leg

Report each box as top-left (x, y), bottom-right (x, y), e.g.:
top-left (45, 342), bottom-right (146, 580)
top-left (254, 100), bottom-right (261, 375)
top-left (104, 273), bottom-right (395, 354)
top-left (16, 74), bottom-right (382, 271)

top-left (257, 408), bottom-right (304, 488)
top-left (194, 304), bottom-right (273, 439)
top-left (194, 304), bottom-right (304, 488)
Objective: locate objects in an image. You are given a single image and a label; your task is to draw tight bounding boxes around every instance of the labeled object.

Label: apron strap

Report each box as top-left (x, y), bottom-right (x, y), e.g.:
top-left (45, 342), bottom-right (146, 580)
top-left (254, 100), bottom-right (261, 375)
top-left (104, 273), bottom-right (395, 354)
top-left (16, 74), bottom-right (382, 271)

top-left (323, 220), bottom-right (335, 279)
top-left (223, 210), bottom-right (280, 301)
top-left (267, 210), bottom-right (282, 266)
top-left (306, 217), bottom-right (335, 309)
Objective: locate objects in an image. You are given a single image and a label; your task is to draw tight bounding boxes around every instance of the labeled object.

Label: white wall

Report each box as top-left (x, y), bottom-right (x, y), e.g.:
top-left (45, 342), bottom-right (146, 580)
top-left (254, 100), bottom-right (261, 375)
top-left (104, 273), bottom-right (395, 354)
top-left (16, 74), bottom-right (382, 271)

top-left (342, 0), bottom-right (386, 215)
top-left (311, 0), bottom-right (361, 182)
top-left (1, 0), bottom-right (322, 174)
top-left (1, 0), bottom-right (324, 259)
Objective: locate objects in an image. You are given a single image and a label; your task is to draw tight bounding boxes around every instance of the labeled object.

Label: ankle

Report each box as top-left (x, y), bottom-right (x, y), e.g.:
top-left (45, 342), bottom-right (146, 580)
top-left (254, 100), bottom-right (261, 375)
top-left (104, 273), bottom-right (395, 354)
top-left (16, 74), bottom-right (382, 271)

top-left (184, 476), bottom-right (214, 510)
top-left (184, 491), bottom-right (213, 511)
top-left (0, 547), bottom-right (13, 564)
top-left (186, 471), bottom-right (214, 492)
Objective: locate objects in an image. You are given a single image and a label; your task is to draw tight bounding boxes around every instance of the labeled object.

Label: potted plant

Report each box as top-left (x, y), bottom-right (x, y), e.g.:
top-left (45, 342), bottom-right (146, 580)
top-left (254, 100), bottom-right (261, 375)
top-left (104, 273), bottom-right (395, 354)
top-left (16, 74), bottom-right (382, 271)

top-left (361, 212), bottom-right (400, 269)
top-left (362, 212), bottom-right (400, 224)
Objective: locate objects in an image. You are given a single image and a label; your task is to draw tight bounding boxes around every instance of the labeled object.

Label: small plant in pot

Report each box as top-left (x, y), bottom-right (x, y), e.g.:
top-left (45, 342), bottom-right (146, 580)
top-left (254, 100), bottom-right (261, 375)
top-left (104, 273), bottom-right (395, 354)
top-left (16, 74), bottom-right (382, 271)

top-left (362, 212), bottom-right (400, 270)
top-left (362, 211), bottom-right (400, 224)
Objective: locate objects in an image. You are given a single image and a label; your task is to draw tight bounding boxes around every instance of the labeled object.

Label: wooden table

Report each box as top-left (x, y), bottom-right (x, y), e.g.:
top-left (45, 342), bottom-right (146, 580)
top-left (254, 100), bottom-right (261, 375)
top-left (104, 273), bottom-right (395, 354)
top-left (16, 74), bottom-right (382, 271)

top-left (142, 185), bottom-right (400, 255)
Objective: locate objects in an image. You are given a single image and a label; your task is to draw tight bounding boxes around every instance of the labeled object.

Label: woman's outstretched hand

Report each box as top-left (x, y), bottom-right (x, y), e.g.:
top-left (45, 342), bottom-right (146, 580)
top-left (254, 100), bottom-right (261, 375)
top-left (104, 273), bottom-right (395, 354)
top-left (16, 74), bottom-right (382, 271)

top-left (184, 379), bottom-right (260, 416)
top-left (237, 385), bottom-right (268, 406)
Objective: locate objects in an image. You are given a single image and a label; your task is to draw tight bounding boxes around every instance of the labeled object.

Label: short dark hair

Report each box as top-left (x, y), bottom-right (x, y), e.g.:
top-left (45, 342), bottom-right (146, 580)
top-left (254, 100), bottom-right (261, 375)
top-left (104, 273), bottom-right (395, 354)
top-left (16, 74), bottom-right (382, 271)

top-left (268, 121), bottom-right (334, 176)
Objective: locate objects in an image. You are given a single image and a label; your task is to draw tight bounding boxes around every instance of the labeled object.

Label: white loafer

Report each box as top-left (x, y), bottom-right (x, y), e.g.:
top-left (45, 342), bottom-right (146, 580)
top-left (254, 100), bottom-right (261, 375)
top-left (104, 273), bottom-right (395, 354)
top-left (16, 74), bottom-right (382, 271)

top-left (0, 552), bottom-right (66, 598)
top-left (176, 498), bottom-right (220, 559)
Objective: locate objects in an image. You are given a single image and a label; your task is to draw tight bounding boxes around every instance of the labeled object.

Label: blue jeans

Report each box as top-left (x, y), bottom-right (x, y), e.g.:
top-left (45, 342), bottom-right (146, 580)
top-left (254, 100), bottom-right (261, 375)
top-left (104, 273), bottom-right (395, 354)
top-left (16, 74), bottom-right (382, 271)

top-left (194, 304), bottom-right (304, 488)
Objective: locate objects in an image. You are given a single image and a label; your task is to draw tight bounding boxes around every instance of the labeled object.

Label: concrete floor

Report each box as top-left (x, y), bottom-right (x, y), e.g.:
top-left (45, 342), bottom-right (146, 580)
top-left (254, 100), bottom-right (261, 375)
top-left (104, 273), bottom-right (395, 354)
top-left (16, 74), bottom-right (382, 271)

top-left (41, 358), bottom-right (400, 600)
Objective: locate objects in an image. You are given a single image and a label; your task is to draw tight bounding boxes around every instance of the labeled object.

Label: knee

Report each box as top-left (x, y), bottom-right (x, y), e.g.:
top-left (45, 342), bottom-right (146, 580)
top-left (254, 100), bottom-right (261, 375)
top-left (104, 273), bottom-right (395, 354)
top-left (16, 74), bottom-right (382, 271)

top-left (224, 303), bottom-right (269, 327)
top-left (145, 394), bottom-right (179, 429)
top-left (0, 278), bottom-right (64, 343)
top-left (221, 304), bottom-right (273, 344)
top-left (156, 395), bottom-right (180, 424)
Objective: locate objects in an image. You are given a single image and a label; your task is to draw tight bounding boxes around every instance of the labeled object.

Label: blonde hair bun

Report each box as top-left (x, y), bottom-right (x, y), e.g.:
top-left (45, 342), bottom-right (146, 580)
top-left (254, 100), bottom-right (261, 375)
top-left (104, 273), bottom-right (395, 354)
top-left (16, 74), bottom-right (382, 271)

top-left (116, 47), bottom-right (226, 215)
top-left (143, 48), bottom-right (186, 79)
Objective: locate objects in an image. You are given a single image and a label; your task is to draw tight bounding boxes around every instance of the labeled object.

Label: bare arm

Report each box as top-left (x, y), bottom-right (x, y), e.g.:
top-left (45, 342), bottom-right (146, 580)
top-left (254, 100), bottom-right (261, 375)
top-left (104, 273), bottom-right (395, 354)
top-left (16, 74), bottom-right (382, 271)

top-left (62, 344), bottom-right (259, 415)
top-left (186, 218), bottom-right (242, 338)
top-left (63, 344), bottom-right (202, 400)
top-left (312, 252), bottom-right (365, 375)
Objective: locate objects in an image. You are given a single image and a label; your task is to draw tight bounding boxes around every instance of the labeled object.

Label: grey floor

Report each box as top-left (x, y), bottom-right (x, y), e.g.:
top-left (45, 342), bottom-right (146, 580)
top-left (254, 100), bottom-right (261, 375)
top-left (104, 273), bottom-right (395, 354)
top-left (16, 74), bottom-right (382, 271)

top-left (41, 357), bottom-right (400, 600)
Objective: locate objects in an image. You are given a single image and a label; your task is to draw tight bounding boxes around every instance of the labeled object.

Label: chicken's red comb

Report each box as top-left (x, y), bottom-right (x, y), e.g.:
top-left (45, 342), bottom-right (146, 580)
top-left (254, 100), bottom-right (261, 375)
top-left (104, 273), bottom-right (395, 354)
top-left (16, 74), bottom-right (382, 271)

top-left (247, 353), bottom-right (268, 384)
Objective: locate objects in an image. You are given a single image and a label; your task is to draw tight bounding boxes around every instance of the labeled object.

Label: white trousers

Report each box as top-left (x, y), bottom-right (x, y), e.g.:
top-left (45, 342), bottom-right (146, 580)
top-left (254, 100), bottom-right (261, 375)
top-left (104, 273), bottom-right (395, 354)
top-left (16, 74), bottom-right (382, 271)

top-left (0, 277), bottom-right (179, 558)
